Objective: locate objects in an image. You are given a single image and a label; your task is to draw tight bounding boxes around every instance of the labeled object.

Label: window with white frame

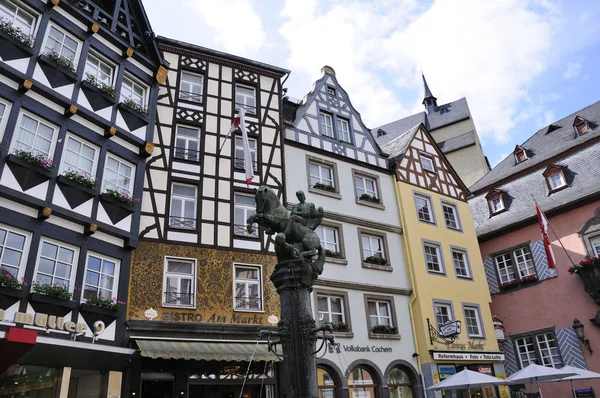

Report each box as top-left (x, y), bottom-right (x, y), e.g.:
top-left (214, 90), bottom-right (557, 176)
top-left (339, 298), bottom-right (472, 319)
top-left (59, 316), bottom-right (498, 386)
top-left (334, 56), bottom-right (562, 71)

top-left (367, 299), bottom-right (392, 327)
top-left (355, 175), bottom-right (378, 201)
top-left (0, 225), bottom-right (27, 279)
top-left (452, 249), bottom-right (470, 278)
top-left (515, 331), bottom-right (563, 368)
top-left (489, 195), bottom-right (505, 214)
top-left (163, 257), bottom-right (195, 307)
top-left (494, 245), bottom-right (536, 284)
top-left (174, 126), bottom-right (200, 162)
top-left (43, 24), bottom-right (79, 63)
top-left (0, 101), bottom-right (6, 126)
top-left (0, 0), bottom-right (36, 35)
top-left (338, 118), bottom-right (351, 142)
top-left (169, 184), bottom-right (197, 229)
top-left (309, 162), bottom-right (334, 189)
top-left (13, 113), bottom-right (56, 158)
top-left (179, 71), bottom-right (203, 103)
top-left (233, 264), bottom-right (262, 311)
top-left (234, 193), bottom-right (257, 237)
top-left (315, 225), bottom-right (341, 257)
top-left (361, 234), bottom-right (385, 262)
top-left (60, 135), bottom-right (97, 178)
top-left (319, 113), bottom-right (334, 137)
top-left (83, 254), bottom-right (118, 301)
top-left (592, 237), bottom-right (600, 257)
top-left (120, 75), bottom-right (147, 107)
top-left (434, 302), bottom-right (453, 327)
top-left (415, 194), bottom-right (434, 223)
top-left (420, 154), bottom-right (435, 172)
top-left (547, 171), bottom-right (566, 190)
top-left (234, 136), bottom-right (257, 171)
top-left (235, 85), bottom-right (256, 114)
top-left (102, 154), bottom-right (134, 195)
top-left (84, 52), bottom-right (114, 87)
top-left (442, 202), bottom-right (461, 230)
top-left (424, 242), bottom-right (443, 273)
top-left (317, 294), bottom-right (345, 326)
top-left (463, 306), bottom-right (483, 337)
top-left (35, 239), bottom-right (76, 288)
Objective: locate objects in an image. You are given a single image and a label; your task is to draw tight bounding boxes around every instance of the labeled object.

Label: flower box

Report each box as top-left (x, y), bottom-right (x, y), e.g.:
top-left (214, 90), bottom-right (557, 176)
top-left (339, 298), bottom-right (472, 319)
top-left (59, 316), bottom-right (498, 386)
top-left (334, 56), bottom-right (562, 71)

top-left (0, 285), bottom-right (27, 310)
top-left (38, 54), bottom-right (78, 88)
top-left (364, 256), bottom-right (388, 266)
top-left (56, 175), bottom-right (97, 209)
top-left (359, 193), bottom-right (380, 204)
top-left (118, 101), bottom-right (149, 131)
top-left (100, 193), bottom-right (136, 224)
top-left (6, 153), bottom-right (54, 191)
top-left (330, 322), bottom-right (349, 333)
top-left (499, 275), bottom-right (538, 291)
top-left (80, 79), bottom-right (117, 111)
top-left (29, 292), bottom-right (77, 317)
top-left (0, 27), bottom-right (34, 61)
top-left (79, 302), bottom-right (120, 327)
top-left (370, 325), bottom-right (398, 334)
top-left (312, 183), bottom-right (336, 193)
top-left (325, 250), bottom-right (342, 259)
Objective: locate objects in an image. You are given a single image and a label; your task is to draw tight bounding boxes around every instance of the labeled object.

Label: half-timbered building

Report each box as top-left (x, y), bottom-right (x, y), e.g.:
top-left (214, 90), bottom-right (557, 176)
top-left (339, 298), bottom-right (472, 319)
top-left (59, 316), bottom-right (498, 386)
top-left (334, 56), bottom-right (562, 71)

top-left (0, 0), bottom-right (164, 396)
top-left (283, 66), bottom-right (422, 398)
top-left (126, 36), bottom-right (288, 397)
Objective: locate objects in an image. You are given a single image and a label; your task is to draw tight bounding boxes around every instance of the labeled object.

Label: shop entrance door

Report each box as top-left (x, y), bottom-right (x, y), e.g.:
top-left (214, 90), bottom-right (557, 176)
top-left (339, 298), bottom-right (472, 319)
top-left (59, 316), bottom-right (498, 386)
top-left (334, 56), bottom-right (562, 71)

top-left (141, 378), bottom-right (174, 398)
top-left (189, 384), bottom-right (274, 398)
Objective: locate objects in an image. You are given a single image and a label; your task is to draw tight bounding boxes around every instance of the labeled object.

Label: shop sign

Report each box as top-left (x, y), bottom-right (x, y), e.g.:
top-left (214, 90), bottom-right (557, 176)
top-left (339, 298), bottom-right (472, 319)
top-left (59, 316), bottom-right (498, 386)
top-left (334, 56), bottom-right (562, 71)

top-left (439, 321), bottom-right (461, 338)
top-left (432, 351), bottom-right (505, 361)
top-left (438, 365), bottom-right (456, 381)
top-left (575, 388), bottom-right (595, 398)
top-left (0, 310), bottom-right (87, 333)
top-left (327, 342), bottom-right (392, 354)
top-left (478, 366), bottom-right (492, 374)
top-left (162, 311), bottom-right (264, 325)
top-left (446, 341), bottom-right (486, 350)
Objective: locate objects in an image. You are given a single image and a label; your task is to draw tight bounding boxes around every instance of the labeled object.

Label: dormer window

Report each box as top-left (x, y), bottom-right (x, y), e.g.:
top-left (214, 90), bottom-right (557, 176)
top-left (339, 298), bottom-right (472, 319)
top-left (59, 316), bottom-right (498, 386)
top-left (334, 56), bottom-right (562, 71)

top-left (573, 116), bottom-right (590, 136)
top-left (543, 164), bottom-right (568, 192)
top-left (514, 146), bottom-right (528, 164)
top-left (377, 129), bottom-right (386, 137)
top-left (486, 190), bottom-right (505, 215)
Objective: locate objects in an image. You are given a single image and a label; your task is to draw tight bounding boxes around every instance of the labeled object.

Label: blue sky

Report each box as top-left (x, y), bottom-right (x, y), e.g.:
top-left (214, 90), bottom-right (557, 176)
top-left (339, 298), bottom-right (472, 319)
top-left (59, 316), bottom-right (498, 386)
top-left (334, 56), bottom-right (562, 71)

top-left (143, 0), bottom-right (600, 167)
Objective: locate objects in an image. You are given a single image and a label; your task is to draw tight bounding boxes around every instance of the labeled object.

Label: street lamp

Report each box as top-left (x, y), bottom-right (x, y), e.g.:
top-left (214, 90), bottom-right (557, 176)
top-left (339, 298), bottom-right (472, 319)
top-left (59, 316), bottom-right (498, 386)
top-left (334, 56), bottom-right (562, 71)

top-left (573, 319), bottom-right (593, 354)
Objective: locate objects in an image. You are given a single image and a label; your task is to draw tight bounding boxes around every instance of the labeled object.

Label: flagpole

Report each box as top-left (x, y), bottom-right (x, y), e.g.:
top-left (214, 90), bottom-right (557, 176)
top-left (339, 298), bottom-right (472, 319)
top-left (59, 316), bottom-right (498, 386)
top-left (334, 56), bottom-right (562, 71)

top-left (531, 195), bottom-right (576, 267)
top-left (217, 105), bottom-right (250, 156)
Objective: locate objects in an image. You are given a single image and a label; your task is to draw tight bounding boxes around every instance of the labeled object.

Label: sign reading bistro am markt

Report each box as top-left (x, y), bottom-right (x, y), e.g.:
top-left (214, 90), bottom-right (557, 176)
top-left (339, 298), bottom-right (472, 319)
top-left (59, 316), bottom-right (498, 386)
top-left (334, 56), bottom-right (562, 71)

top-left (432, 351), bottom-right (506, 361)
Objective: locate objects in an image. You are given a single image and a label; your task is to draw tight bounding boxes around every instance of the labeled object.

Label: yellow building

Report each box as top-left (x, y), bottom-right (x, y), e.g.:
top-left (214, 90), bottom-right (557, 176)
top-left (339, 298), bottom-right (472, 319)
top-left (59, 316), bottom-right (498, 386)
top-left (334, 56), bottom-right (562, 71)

top-left (379, 124), bottom-right (508, 398)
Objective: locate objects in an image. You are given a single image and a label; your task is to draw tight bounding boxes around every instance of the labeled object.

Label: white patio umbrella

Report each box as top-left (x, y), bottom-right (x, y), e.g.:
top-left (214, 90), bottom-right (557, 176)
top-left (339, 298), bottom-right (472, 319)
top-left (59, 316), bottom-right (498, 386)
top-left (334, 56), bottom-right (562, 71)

top-left (540, 365), bottom-right (600, 398)
top-left (427, 368), bottom-right (510, 396)
top-left (507, 363), bottom-right (578, 397)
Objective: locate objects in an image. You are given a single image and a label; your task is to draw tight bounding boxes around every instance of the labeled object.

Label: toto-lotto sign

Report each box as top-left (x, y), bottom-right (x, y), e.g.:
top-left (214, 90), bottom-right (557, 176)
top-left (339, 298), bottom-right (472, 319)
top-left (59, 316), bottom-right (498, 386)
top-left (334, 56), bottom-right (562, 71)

top-left (439, 321), bottom-right (461, 338)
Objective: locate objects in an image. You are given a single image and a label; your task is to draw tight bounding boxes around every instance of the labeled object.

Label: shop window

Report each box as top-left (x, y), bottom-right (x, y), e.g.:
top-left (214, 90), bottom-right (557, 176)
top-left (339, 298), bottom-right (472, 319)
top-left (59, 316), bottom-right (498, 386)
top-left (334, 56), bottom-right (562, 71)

top-left (317, 367), bottom-right (337, 398)
top-left (388, 367), bottom-right (414, 398)
top-left (348, 366), bottom-right (377, 398)
top-left (0, 365), bottom-right (60, 397)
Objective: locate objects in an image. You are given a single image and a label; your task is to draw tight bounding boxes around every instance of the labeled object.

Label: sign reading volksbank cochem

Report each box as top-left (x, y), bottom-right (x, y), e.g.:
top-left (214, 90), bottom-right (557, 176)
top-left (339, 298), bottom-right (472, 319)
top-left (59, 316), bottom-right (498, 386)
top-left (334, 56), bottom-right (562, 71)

top-left (328, 342), bottom-right (393, 354)
top-left (0, 309), bottom-right (87, 333)
top-left (432, 351), bottom-right (505, 361)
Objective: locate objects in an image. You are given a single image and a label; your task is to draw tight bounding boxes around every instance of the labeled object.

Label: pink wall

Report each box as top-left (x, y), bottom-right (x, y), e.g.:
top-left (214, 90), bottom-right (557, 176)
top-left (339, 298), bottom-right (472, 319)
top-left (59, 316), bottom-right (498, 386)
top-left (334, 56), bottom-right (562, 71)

top-left (479, 200), bottom-right (600, 397)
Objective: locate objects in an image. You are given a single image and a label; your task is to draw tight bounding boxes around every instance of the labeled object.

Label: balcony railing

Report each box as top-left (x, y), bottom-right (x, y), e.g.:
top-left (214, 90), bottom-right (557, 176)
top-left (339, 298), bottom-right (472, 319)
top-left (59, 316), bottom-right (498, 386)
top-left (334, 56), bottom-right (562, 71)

top-left (234, 296), bottom-right (262, 311)
top-left (164, 291), bottom-right (194, 306)
top-left (233, 158), bottom-right (258, 172)
top-left (174, 147), bottom-right (200, 162)
top-left (169, 216), bottom-right (197, 229)
top-left (233, 223), bottom-right (258, 238)
top-left (179, 90), bottom-right (202, 103)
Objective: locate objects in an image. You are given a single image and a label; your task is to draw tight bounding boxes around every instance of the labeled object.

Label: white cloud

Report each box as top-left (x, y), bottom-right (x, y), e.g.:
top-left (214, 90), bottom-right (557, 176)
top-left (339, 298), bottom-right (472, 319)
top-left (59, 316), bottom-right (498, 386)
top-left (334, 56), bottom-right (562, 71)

top-left (563, 62), bottom-right (582, 79)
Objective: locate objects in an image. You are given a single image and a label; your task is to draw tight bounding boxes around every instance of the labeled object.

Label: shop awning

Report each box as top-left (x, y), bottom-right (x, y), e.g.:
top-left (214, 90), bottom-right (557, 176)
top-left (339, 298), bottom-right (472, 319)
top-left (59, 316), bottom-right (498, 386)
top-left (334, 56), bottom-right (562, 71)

top-left (136, 340), bottom-right (280, 362)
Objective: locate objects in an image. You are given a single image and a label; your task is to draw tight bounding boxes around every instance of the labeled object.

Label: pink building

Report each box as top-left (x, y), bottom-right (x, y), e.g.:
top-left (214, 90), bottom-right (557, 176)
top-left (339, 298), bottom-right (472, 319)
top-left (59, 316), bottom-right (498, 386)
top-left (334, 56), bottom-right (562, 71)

top-left (469, 100), bottom-right (600, 398)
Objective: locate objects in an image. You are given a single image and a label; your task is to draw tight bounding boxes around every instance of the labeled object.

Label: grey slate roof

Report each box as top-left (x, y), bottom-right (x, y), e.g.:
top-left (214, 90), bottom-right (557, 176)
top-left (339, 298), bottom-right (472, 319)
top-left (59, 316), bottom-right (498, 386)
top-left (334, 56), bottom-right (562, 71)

top-left (438, 131), bottom-right (476, 154)
top-left (373, 98), bottom-right (472, 147)
top-left (381, 124), bottom-right (421, 160)
top-left (470, 100), bottom-right (600, 193)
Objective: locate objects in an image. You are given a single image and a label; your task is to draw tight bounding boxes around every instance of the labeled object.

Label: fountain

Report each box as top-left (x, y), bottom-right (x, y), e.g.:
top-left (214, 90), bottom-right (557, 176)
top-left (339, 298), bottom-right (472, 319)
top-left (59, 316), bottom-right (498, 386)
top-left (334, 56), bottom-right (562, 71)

top-left (247, 187), bottom-right (334, 398)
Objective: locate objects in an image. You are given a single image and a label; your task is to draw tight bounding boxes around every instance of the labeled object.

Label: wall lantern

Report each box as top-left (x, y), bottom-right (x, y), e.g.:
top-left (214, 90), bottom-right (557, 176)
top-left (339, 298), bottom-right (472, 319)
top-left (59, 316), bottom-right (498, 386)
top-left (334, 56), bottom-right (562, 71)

top-left (573, 319), bottom-right (593, 354)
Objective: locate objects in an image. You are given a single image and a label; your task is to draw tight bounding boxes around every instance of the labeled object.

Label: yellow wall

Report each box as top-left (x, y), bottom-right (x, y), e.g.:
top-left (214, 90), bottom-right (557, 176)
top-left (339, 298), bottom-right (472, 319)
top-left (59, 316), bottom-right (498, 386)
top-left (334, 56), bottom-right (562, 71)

top-left (396, 181), bottom-right (498, 363)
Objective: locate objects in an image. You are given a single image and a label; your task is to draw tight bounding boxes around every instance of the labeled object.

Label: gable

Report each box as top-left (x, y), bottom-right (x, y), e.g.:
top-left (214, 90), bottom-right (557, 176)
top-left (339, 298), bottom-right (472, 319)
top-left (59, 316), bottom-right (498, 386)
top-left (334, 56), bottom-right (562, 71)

top-left (394, 126), bottom-right (468, 201)
top-left (284, 70), bottom-right (387, 169)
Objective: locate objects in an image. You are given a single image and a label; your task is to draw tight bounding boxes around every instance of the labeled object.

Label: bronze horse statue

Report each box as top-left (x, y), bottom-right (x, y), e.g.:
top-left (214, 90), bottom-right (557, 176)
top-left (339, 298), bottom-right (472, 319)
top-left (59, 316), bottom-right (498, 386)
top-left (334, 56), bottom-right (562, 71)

top-left (247, 186), bottom-right (325, 280)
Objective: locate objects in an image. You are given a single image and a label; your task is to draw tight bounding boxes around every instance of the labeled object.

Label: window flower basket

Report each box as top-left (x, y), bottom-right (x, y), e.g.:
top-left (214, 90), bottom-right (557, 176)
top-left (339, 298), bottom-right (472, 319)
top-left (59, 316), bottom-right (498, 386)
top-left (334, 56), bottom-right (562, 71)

top-left (370, 325), bottom-right (398, 335)
top-left (325, 249), bottom-right (342, 258)
top-left (0, 17), bottom-right (35, 61)
top-left (79, 296), bottom-right (124, 327)
top-left (80, 74), bottom-right (117, 111)
top-left (56, 173), bottom-right (98, 209)
top-left (63, 170), bottom-right (97, 189)
top-left (29, 283), bottom-right (77, 317)
top-left (569, 256), bottom-right (600, 305)
top-left (330, 322), bottom-right (349, 332)
top-left (0, 271), bottom-right (28, 310)
top-left (499, 275), bottom-right (538, 291)
top-left (364, 256), bottom-right (388, 266)
top-left (359, 193), bottom-right (380, 203)
top-left (313, 182), bottom-right (336, 193)
top-left (5, 151), bottom-right (55, 191)
top-left (38, 50), bottom-right (78, 88)
top-left (118, 99), bottom-right (149, 131)
top-left (100, 189), bottom-right (138, 224)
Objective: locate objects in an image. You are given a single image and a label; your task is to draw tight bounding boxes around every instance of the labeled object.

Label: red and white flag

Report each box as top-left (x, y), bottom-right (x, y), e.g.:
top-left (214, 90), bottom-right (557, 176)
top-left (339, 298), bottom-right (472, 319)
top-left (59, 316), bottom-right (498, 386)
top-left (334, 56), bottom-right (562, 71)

top-left (229, 107), bottom-right (254, 185)
top-left (536, 202), bottom-right (556, 269)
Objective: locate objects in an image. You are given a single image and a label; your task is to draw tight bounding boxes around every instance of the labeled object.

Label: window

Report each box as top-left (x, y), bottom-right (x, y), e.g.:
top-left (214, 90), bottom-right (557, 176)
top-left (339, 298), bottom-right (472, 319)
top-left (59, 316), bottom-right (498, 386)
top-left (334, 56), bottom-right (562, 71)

top-left (388, 367), bottom-right (414, 398)
top-left (317, 294), bottom-right (345, 326)
top-left (415, 193), bottom-right (434, 223)
top-left (179, 71), bottom-right (203, 103)
top-left (317, 367), bottom-right (336, 398)
top-left (348, 367), bottom-right (377, 398)
top-left (234, 193), bottom-right (257, 237)
top-left (494, 245), bottom-right (536, 284)
top-left (368, 299), bottom-right (392, 327)
top-left (315, 226), bottom-right (341, 257)
top-left (355, 175), bottom-right (378, 202)
top-left (338, 118), bottom-right (351, 142)
top-left (35, 240), bottom-right (76, 289)
top-left (83, 254), bottom-right (118, 301)
top-left (489, 196), bottom-right (504, 214)
top-left (420, 154), bottom-right (435, 172)
top-left (234, 136), bottom-right (257, 171)
top-left (0, 0), bottom-right (36, 35)
top-left (515, 148), bottom-right (527, 163)
top-left (13, 113), bottom-right (56, 158)
top-left (102, 154), bottom-right (134, 195)
top-left (424, 242), bottom-right (443, 273)
top-left (84, 53), bottom-right (114, 87)
top-left (463, 305), bottom-right (483, 337)
top-left (235, 84), bottom-right (256, 114)
top-left (592, 237), bottom-right (600, 257)
top-left (233, 264), bottom-right (262, 311)
top-left (174, 126), bottom-right (200, 162)
top-left (309, 162), bottom-right (334, 189)
top-left (452, 249), bottom-right (470, 278)
top-left (515, 331), bottom-right (563, 368)
top-left (547, 171), bottom-right (566, 190)
top-left (434, 302), bottom-right (453, 327)
top-left (442, 202), bottom-right (461, 230)
top-left (163, 257), bottom-right (195, 307)
top-left (169, 184), bottom-right (197, 229)
top-left (121, 75), bottom-right (147, 107)
top-left (362, 234), bottom-right (385, 262)
top-left (319, 113), bottom-right (334, 138)
top-left (43, 24), bottom-right (79, 63)
top-left (60, 135), bottom-right (97, 177)
top-left (327, 87), bottom-right (335, 96)
top-left (574, 117), bottom-right (590, 136)
top-left (0, 226), bottom-right (27, 279)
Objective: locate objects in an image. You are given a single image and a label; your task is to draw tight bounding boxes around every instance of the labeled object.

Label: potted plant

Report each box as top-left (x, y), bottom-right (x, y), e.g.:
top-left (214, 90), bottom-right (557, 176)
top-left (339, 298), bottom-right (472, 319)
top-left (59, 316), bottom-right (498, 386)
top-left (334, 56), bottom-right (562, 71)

top-left (0, 17), bottom-right (35, 61)
top-left (38, 49), bottom-right (78, 87)
top-left (359, 193), bottom-right (380, 203)
top-left (364, 256), bottom-right (388, 266)
top-left (29, 282), bottom-right (77, 317)
top-left (80, 73), bottom-right (117, 111)
top-left (370, 324), bottom-right (398, 335)
top-left (100, 188), bottom-right (139, 224)
top-left (79, 296), bottom-right (125, 327)
top-left (313, 182), bottom-right (336, 193)
top-left (118, 97), bottom-right (150, 131)
top-left (5, 150), bottom-right (55, 191)
top-left (0, 270), bottom-right (28, 310)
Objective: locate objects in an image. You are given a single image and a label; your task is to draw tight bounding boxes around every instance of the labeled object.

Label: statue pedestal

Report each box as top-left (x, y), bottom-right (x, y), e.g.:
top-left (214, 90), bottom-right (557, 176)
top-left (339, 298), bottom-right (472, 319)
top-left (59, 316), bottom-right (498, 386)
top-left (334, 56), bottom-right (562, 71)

top-left (271, 259), bottom-right (318, 398)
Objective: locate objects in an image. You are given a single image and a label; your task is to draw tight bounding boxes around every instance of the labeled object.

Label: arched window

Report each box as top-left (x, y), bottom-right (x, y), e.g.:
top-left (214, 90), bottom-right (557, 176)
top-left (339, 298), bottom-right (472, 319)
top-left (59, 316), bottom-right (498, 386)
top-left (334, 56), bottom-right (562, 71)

top-left (317, 367), bottom-right (336, 398)
top-left (348, 366), bottom-right (377, 398)
top-left (388, 367), bottom-right (414, 398)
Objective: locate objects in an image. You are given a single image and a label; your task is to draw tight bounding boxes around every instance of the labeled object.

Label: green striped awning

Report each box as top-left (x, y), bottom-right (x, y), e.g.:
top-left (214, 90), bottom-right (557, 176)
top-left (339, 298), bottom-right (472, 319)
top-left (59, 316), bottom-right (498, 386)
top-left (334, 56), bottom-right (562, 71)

top-left (136, 340), bottom-right (279, 362)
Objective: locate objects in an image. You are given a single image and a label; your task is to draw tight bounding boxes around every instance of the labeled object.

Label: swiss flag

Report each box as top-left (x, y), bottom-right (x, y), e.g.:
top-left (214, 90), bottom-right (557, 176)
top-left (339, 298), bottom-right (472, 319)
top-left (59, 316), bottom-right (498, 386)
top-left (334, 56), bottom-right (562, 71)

top-left (536, 202), bottom-right (556, 269)
top-left (229, 107), bottom-right (253, 185)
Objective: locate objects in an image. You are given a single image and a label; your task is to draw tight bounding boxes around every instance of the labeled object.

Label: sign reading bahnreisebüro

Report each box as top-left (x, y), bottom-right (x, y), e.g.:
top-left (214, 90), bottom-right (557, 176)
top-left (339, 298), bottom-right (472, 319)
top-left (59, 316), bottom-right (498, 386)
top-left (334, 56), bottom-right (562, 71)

top-left (432, 351), bottom-right (505, 361)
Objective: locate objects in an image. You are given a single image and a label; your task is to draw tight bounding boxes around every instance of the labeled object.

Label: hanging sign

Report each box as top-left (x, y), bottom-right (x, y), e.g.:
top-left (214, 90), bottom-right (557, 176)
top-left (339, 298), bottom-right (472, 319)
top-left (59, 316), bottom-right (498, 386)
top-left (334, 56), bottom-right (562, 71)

top-left (439, 321), bottom-right (461, 338)
top-left (575, 389), bottom-right (595, 398)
